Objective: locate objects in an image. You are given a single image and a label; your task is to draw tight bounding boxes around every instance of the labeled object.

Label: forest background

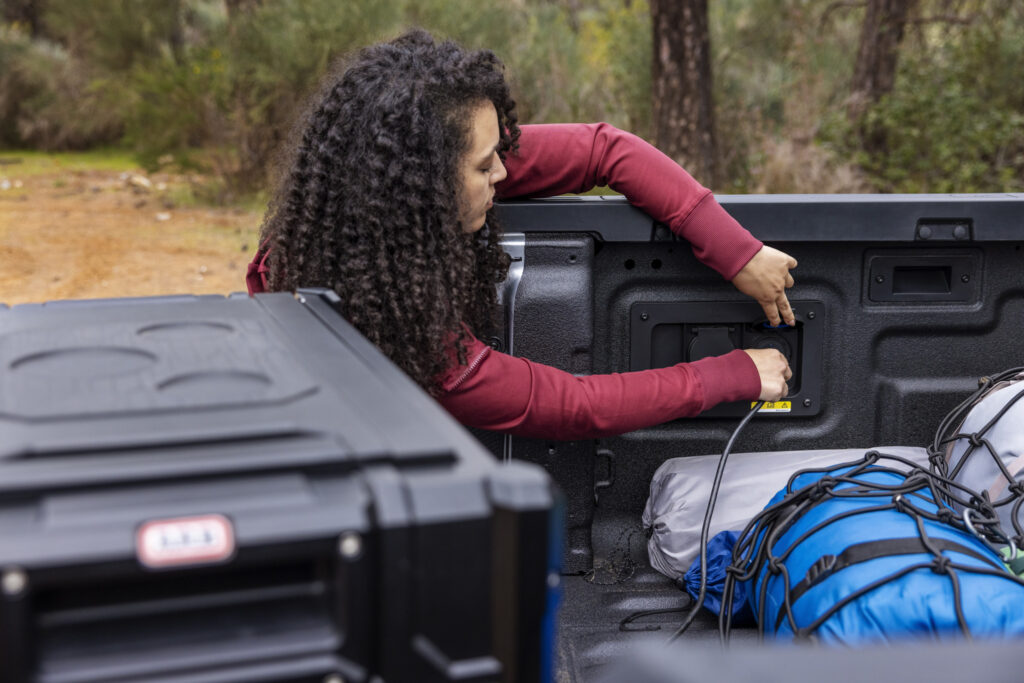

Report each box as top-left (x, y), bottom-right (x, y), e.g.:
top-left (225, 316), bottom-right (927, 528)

top-left (1, 0), bottom-right (1022, 302)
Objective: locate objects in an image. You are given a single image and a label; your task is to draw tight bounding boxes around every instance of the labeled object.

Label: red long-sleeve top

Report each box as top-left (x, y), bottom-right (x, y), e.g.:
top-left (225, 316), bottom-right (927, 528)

top-left (247, 123), bottom-right (763, 440)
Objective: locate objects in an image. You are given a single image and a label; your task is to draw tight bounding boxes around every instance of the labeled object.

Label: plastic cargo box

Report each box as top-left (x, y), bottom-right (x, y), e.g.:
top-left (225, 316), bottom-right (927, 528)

top-left (0, 290), bottom-right (560, 683)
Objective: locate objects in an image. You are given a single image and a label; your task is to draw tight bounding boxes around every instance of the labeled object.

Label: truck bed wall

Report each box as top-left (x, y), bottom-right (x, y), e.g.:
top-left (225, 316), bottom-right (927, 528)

top-left (492, 194), bottom-right (1024, 570)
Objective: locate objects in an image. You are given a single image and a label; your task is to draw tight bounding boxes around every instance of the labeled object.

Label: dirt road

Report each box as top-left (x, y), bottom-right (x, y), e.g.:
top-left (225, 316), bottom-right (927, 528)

top-left (0, 163), bottom-right (263, 306)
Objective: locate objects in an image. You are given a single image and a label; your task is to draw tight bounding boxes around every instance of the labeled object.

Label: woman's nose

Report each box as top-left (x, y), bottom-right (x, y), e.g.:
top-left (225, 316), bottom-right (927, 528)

top-left (492, 156), bottom-right (508, 184)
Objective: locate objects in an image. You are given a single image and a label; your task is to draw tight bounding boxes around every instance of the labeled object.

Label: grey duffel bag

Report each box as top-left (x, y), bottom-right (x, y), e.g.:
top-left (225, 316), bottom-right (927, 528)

top-left (642, 446), bottom-right (931, 581)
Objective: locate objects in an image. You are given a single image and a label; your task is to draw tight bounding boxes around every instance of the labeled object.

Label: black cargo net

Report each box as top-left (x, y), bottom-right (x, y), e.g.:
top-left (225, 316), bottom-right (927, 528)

top-left (929, 367), bottom-right (1024, 548)
top-left (717, 450), bottom-right (1023, 643)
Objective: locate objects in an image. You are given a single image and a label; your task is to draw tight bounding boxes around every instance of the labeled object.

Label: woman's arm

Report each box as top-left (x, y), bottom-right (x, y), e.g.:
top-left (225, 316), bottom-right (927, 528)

top-left (438, 333), bottom-right (762, 440)
top-left (497, 123), bottom-right (761, 280)
top-left (498, 123), bottom-right (799, 325)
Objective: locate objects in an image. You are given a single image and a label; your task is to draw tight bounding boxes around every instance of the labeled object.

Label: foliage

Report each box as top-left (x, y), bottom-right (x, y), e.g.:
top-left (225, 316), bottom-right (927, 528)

top-left (710, 0), bottom-right (866, 191)
top-left (1, 0), bottom-right (1022, 195)
top-left (826, 2), bottom-right (1024, 192)
top-left (402, 0), bottom-right (651, 131)
top-left (120, 0), bottom-right (657, 198)
top-left (123, 0), bottom-right (402, 200)
top-left (42, 0), bottom-right (189, 71)
top-left (0, 24), bottom-right (122, 149)
top-left (577, 0), bottom-right (651, 136)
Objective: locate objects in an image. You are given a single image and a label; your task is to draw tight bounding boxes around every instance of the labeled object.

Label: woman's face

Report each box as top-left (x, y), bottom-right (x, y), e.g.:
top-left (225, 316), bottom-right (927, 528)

top-left (458, 101), bottom-right (507, 233)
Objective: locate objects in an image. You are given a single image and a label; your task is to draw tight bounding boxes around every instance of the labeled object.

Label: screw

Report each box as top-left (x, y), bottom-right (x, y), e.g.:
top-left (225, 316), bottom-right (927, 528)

top-left (548, 447), bottom-right (557, 456)
top-left (875, 275), bottom-right (885, 284)
top-left (803, 399), bottom-right (812, 408)
top-left (640, 312), bottom-right (649, 321)
top-left (2, 569), bottom-right (27, 597)
top-left (961, 274), bottom-right (970, 283)
top-left (338, 532), bottom-right (363, 560)
top-left (807, 312), bottom-right (816, 320)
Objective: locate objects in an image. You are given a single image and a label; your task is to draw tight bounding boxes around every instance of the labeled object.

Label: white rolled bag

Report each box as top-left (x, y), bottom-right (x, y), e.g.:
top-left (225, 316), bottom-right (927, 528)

top-left (942, 372), bottom-right (1024, 539)
top-left (642, 446), bottom-right (931, 581)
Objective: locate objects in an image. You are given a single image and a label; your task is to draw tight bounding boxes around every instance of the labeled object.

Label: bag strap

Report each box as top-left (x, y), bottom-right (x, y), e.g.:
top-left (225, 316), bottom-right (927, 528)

top-left (773, 536), bottom-right (1002, 631)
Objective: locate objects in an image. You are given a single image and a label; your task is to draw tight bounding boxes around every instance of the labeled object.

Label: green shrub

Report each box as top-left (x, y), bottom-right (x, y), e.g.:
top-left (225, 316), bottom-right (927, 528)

top-left (42, 0), bottom-right (191, 72)
top-left (821, 4), bottom-right (1024, 193)
top-left (121, 0), bottom-right (655, 197)
top-left (0, 24), bottom-right (122, 150)
top-left (122, 0), bottom-right (401, 199)
top-left (711, 0), bottom-right (864, 191)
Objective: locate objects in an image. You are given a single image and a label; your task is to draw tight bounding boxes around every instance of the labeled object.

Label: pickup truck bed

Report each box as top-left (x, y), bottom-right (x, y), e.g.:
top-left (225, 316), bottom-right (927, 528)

top-left (557, 511), bottom-right (748, 681)
top-left (493, 193), bottom-right (1024, 681)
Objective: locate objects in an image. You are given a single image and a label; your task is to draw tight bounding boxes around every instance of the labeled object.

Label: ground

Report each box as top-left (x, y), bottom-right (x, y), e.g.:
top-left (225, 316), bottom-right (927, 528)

top-left (0, 152), bottom-right (263, 306)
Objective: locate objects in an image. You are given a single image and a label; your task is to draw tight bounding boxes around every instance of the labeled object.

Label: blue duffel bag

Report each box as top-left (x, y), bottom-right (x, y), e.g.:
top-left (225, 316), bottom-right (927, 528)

top-left (725, 451), bottom-right (1024, 645)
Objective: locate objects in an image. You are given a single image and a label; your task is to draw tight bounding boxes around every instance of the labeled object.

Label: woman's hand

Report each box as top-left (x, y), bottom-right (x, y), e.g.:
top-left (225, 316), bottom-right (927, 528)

top-left (743, 348), bottom-right (792, 402)
top-left (731, 246), bottom-right (798, 326)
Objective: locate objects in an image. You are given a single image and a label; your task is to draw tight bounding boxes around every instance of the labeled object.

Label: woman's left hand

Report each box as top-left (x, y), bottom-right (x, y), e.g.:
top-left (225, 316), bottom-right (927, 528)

top-left (730, 246), bottom-right (798, 326)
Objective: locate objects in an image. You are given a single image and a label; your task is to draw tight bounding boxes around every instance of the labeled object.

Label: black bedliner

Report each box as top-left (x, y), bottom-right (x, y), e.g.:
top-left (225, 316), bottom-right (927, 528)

top-left (492, 194), bottom-right (1024, 681)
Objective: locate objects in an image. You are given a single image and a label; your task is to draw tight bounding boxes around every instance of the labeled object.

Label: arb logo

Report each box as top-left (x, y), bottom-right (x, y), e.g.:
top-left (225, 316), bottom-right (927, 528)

top-left (136, 514), bottom-right (235, 569)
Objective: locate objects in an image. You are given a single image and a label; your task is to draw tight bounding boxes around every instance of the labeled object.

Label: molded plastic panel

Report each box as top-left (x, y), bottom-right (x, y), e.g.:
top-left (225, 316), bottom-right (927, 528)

top-left (628, 301), bottom-right (824, 417)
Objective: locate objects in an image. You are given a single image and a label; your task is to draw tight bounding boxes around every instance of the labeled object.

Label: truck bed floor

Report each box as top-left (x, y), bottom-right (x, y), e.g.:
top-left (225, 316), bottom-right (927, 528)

top-left (555, 511), bottom-right (759, 682)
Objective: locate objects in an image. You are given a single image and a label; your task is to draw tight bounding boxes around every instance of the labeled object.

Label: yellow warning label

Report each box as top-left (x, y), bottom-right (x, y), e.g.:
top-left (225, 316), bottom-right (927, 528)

top-left (753, 401), bottom-right (792, 413)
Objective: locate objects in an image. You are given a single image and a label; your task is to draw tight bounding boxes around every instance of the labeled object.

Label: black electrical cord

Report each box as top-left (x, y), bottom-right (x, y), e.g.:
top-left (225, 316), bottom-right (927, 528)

top-left (617, 399), bottom-right (767, 634)
top-left (665, 400), bottom-right (765, 644)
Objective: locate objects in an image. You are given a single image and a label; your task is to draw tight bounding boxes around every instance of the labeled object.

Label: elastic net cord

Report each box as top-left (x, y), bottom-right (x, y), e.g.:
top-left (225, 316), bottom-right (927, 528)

top-left (929, 367), bottom-right (1024, 547)
top-left (717, 451), bottom-right (1024, 644)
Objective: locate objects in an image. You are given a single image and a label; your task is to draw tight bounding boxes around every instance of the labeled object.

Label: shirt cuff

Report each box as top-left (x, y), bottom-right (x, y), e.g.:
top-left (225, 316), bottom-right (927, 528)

top-left (688, 349), bottom-right (761, 412)
top-left (676, 194), bottom-right (763, 280)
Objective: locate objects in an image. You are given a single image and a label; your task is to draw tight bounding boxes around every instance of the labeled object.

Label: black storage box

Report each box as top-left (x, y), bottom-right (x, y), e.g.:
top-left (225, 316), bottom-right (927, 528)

top-left (0, 290), bottom-right (561, 683)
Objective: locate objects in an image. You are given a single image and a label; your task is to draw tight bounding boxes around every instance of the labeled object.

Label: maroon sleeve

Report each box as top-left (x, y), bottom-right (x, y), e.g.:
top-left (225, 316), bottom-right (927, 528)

top-left (437, 334), bottom-right (761, 440)
top-left (498, 123), bottom-right (763, 280)
top-left (246, 245), bottom-right (271, 295)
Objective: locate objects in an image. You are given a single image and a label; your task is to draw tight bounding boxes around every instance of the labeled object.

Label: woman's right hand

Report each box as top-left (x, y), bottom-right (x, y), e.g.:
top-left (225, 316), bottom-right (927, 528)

top-left (742, 348), bottom-right (792, 401)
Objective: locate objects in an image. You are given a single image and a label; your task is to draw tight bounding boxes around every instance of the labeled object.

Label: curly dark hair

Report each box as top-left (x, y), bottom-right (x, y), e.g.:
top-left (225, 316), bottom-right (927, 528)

top-left (259, 29), bottom-right (519, 394)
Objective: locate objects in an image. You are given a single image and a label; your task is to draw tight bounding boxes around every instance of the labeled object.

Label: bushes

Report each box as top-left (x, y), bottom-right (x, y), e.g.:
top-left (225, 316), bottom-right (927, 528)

top-left (821, 3), bottom-right (1024, 193)
top-left (2, 0), bottom-right (1022, 195)
top-left (117, 0), bottom-right (657, 198)
top-left (121, 0), bottom-right (402, 199)
top-left (857, 77), bottom-right (1024, 193)
top-left (0, 25), bottom-right (122, 149)
top-left (1, 0), bottom-right (661, 196)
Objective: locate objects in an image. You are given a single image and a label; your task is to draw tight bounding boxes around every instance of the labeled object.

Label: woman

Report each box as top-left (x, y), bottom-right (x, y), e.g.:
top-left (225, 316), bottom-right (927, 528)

top-left (248, 29), bottom-right (795, 439)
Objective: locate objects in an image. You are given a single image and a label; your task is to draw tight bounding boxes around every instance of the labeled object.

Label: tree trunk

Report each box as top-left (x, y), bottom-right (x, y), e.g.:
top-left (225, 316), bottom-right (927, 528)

top-left (650, 0), bottom-right (715, 186)
top-left (848, 0), bottom-right (917, 120)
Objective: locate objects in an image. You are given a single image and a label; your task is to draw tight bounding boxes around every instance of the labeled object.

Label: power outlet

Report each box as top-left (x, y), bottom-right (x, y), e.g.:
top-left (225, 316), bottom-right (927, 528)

top-left (630, 301), bottom-right (824, 417)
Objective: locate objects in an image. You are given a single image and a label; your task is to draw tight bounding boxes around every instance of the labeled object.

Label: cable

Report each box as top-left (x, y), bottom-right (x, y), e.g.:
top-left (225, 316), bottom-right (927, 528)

top-left (666, 400), bottom-right (765, 644)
